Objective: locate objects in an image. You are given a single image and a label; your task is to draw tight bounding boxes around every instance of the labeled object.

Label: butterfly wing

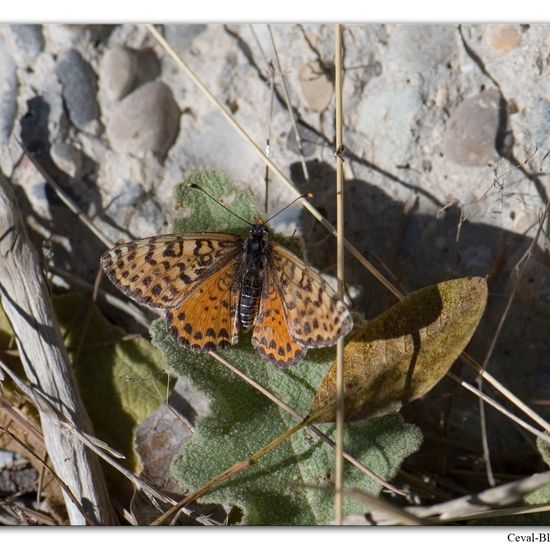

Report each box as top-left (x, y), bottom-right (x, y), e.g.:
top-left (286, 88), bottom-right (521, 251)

top-left (269, 242), bottom-right (353, 348)
top-left (251, 268), bottom-right (306, 367)
top-left (100, 233), bottom-right (242, 309)
top-left (166, 257), bottom-right (242, 351)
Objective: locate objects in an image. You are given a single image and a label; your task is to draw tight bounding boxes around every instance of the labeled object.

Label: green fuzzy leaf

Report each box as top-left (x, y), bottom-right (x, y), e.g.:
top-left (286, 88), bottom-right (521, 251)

top-left (151, 318), bottom-right (422, 525)
top-left (174, 171), bottom-right (261, 235)
top-left (517, 437), bottom-right (550, 522)
top-left (537, 437), bottom-right (550, 469)
top-left (0, 293), bottom-right (171, 503)
top-left (148, 170), bottom-right (422, 524)
top-left (55, 294), bottom-right (171, 477)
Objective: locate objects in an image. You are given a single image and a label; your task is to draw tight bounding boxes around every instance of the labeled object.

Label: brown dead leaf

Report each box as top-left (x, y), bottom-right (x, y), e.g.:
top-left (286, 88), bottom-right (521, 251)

top-left (310, 277), bottom-right (488, 422)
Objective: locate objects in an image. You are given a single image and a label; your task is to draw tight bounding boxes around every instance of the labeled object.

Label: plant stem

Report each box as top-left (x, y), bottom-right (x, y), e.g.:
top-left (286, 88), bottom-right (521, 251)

top-left (334, 23), bottom-right (345, 526)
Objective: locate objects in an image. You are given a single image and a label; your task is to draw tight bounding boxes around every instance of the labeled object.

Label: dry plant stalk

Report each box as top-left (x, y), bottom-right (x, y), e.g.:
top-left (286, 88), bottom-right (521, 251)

top-left (334, 22), bottom-right (346, 526)
top-left (0, 172), bottom-right (115, 525)
top-left (341, 470), bottom-right (550, 525)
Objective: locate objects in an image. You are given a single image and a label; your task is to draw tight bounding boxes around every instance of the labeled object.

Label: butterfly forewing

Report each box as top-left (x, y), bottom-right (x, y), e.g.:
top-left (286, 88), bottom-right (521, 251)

top-left (269, 242), bottom-right (353, 348)
top-left (100, 233), bottom-right (242, 309)
top-left (251, 269), bottom-right (307, 367)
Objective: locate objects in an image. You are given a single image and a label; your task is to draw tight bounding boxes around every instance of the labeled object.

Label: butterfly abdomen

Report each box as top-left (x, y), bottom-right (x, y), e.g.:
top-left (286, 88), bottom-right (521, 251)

top-left (240, 271), bottom-right (263, 329)
top-left (239, 224), bottom-right (269, 330)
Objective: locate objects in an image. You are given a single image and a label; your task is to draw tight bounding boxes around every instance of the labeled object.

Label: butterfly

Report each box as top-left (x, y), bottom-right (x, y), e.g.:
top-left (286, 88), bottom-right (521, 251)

top-left (101, 221), bottom-right (353, 367)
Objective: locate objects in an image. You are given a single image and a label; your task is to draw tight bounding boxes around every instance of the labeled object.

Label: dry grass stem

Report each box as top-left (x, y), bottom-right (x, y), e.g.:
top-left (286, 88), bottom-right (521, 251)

top-left (267, 24), bottom-right (310, 182)
top-left (17, 142), bottom-right (114, 249)
top-left (446, 371), bottom-right (550, 444)
top-left (408, 470), bottom-right (550, 522)
top-left (334, 23), bottom-right (346, 525)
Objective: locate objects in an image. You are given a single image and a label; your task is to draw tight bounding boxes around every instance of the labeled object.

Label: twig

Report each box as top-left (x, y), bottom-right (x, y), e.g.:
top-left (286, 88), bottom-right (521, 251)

top-left (446, 372), bottom-right (550, 444)
top-left (477, 380), bottom-right (495, 486)
top-left (432, 503), bottom-right (550, 522)
top-left (0, 171), bottom-right (115, 525)
top-left (267, 25), bottom-right (310, 182)
top-left (334, 23), bottom-right (345, 526)
top-left (208, 351), bottom-right (407, 495)
top-left (0, 426), bottom-right (96, 525)
top-left (0, 357), bottom-right (178, 508)
top-left (467, 359), bottom-right (550, 434)
top-left (263, 62), bottom-right (275, 214)
top-left (17, 141), bottom-right (114, 249)
top-left (406, 470), bottom-right (550, 522)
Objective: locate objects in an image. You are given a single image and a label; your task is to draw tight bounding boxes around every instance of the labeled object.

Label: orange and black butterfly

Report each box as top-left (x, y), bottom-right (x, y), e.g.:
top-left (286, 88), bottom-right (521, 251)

top-left (100, 191), bottom-right (353, 367)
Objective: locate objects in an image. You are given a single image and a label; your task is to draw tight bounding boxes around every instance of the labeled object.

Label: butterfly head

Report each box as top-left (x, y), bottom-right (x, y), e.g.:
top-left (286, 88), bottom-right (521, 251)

top-left (250, 222), bottom-right (269, 238)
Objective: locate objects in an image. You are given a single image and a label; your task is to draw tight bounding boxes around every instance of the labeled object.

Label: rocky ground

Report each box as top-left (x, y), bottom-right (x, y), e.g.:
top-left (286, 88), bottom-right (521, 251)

top-left (0, 23), bottom-right (549, 513)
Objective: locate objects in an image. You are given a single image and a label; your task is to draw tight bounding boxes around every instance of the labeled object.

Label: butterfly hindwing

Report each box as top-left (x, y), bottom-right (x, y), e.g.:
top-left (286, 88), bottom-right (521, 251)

top-left (100, 233), bottom-right (242, 309)
top-left (167, 258), bottom-right (241, 351)
top-left (251, 268), bottom-right (307, 367)
top-left (269, 243), bottom-right (353, 348)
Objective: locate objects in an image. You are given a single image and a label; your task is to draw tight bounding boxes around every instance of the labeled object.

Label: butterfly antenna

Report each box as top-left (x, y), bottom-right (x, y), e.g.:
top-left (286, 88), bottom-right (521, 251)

top-left (264, 192), bottom-right (313, 224)
top-left (188, 182), bottom-right (252, 226)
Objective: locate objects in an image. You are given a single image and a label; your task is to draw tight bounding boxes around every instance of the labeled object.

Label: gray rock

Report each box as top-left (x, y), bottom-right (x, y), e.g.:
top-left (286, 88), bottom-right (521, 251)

top-left (46, 25), bottom-right (89, 51)
top-left (286, 124), bottom-right (322, 157)
top-left (0, 44), bottom-right (17, 142)
top-left (106, 81), bottom-right (180, 158)
top-left (46, 24), bottom-right (113, 51)
top-left (483, 24), bottom-right (522, 55)
top-left (9, 24), bottom-right (44, 65)
top-left (527, 97), bottom-right (550, 150)
top-left (100, 46), bottom-right (137, 101)
top-left (51, 141), bottom-right (84, 178)
top-left (0, 450), bottom-right (18, 469)
top-left (163, 24), bottom-right (207, 53)
top-left (444, 88), bottom-right (501, 166)
top-left (56, 49), bottom-right (100, 132)
top-left (109, 180), bottom-right (142, 207)
top-left (133, 48), bottom-right (161, 88)
top-left (354, 82), bottom-right (423, 163)
top-left (128, 196), bottom-right (165, 236)
top-left (100, 46), bottom-right (161, 101)
top-left (298, 60), bottom-right (333, 112)
top-left (388, 24), bottom-right (457, 75)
